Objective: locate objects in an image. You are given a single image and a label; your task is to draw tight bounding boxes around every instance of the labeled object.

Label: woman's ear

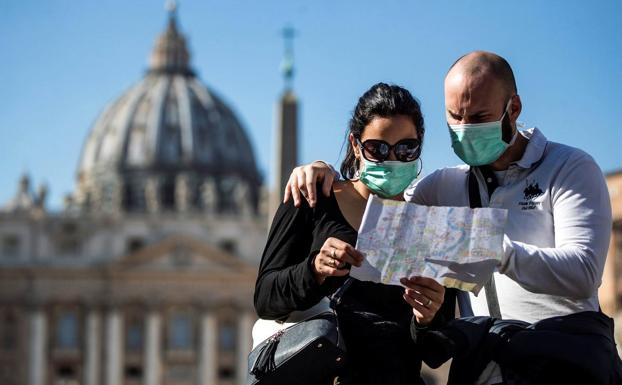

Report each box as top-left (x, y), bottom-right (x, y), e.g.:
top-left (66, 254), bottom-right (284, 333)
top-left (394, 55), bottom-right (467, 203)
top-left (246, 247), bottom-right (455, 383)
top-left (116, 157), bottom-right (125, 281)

top-left (349, 133), bottom-right (359, 158)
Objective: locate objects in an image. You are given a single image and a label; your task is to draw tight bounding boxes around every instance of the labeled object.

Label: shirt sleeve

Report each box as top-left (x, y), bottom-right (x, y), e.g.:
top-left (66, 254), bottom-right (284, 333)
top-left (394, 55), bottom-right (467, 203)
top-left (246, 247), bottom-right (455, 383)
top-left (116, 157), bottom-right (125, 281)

top-left (499, 153), bottom-right (612, 299)
top-left (253, 199), bottom-right (332, 320)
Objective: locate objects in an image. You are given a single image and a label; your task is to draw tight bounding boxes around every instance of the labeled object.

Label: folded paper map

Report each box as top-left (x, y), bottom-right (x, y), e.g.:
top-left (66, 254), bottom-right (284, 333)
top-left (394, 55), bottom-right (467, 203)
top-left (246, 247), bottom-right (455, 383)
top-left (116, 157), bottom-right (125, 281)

top-left (350, 195), bottom-right (508, 294)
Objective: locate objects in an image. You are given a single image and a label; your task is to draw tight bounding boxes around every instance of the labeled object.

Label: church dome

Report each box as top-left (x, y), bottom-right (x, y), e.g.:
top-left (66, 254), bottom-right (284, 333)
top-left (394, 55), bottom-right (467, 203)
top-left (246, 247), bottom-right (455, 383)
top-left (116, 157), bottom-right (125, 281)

top-left (76, 6), bottom-right (261, 215)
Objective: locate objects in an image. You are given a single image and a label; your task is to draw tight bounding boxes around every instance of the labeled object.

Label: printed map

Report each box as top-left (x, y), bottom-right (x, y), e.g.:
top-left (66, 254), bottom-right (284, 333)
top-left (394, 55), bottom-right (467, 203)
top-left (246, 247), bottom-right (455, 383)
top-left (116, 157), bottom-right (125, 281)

top-left (350, 195), bottom-right (508, 294)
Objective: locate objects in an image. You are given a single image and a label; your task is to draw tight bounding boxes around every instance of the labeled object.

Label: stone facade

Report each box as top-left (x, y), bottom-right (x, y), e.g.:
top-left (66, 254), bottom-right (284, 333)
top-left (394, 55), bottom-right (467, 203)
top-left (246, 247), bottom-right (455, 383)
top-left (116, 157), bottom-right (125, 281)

top-left (0, 4), bottom-right (274, 385)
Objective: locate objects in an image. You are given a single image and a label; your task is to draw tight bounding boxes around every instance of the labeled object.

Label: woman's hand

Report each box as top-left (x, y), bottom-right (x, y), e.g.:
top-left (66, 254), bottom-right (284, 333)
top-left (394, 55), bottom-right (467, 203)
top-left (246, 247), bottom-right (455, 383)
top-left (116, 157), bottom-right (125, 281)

top-left (284, 161), bottom-right (337, 208)
top-left (312, 237), bottom-right (364, 284)
top-left (400, 276), bottom-right (445, 326)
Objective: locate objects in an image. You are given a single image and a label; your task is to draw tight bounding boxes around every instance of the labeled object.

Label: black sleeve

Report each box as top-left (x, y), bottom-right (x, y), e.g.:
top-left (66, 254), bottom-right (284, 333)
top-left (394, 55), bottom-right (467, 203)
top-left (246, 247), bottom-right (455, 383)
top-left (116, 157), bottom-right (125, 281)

top-left (254, 198), bottom-right (333, 320)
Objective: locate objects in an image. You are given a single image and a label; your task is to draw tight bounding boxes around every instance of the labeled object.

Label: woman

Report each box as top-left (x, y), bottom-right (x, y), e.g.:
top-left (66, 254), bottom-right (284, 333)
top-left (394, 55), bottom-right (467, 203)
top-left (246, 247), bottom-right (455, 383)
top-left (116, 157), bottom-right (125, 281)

top-left (254, 83), bottom-right (456, 384)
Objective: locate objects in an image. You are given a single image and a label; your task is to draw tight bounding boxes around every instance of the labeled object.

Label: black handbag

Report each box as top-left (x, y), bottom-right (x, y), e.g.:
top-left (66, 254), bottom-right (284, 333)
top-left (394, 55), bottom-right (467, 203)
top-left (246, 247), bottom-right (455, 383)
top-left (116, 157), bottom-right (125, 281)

top-left (246, 279), bottom-right (353, 385)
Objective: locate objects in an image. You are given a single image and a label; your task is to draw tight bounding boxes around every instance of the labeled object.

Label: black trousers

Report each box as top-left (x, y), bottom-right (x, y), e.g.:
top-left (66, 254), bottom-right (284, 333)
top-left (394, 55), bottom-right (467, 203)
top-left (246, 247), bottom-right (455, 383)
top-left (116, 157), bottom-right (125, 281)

top-left (413, 313), bottom-right (621, 385)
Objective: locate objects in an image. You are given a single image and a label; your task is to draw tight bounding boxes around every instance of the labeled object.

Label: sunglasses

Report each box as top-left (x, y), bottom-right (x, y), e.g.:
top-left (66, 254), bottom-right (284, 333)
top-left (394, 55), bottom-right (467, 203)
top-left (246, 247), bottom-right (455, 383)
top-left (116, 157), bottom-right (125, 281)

top-left (356, 138), bottom-right (421, 163)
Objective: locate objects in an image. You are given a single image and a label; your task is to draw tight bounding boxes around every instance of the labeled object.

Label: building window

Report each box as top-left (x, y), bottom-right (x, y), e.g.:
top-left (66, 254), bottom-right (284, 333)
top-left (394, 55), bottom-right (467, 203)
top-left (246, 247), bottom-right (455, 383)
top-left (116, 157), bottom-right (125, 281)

top-left (161, 178), bottom-right (176, 210)
top-left (56, 312), bottom-right (78, 349)
top-left (0, 363), bottom-right (19, 385)
top-left (55, 364), bottom-right (78, 384)
top-left (125, 365), bottom-right (143, 381)
top-left (126, 237), bottom-right (145, 253)
top-left (217, 319), bottom-right (237, 381)
top-left (0, 311), bottom-right (18, 351)
top-left (1, 235), bottom-right (20, 257)
top-left (165, 364), bottom-right (194, 383)
top-left (218, 320), bottom-right (236, 353)
top-left (168, 313), bottom-right (193, 351)
top-left (123, 183), bottom-right (137, 212)
top-left (62, 222), bottom-right (77, 234)
top-left (57, 222), bottom-right (80, 255)
top-left (125, 315), bottom-right (144, 352)
top-left (218, 239), bottom-right (237, 255)
top-left (218, 366), bottom-right (235, 380)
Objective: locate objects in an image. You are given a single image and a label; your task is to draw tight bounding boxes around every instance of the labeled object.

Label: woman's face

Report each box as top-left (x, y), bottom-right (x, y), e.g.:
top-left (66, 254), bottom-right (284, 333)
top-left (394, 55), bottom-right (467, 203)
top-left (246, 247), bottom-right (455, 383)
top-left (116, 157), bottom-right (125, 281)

top-left (349, 115), bottom-right (419, 163)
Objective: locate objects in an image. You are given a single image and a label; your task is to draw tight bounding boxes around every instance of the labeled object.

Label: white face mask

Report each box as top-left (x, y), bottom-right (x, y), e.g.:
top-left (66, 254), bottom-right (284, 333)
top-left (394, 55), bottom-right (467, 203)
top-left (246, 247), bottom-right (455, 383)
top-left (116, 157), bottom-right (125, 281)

top-left (447, 99), bottom-right (515, 166)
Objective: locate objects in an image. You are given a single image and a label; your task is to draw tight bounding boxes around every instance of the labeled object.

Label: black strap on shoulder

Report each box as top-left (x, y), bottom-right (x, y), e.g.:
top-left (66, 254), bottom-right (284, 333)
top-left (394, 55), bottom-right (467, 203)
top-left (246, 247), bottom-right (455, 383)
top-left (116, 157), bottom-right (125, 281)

top-left (468, 166), bottom-right (502, 319)
top-left (468, 168), bottom-right (482, 208)
top-left (468, 166), bottom-right (499, 207)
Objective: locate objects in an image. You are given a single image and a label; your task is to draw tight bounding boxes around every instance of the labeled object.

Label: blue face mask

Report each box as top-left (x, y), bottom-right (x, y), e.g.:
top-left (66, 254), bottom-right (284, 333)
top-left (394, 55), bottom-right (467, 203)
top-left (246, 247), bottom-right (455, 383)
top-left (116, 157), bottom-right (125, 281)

top-left (359, 159), bottom-right (420, 198)
top-left (448, 100), bottom-right (515, 166)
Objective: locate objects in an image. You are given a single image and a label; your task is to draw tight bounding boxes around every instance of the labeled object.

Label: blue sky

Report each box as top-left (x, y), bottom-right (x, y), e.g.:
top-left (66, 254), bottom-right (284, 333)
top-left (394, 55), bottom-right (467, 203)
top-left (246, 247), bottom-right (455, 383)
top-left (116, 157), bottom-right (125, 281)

top-left (1, 0), bottom-right (621, 208)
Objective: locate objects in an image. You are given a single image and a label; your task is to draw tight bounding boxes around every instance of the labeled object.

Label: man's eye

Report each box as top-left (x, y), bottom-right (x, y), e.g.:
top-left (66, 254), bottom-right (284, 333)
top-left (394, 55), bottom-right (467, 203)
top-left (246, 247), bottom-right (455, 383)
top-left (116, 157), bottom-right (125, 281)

top-left (449, 113), bottom-right (462, 121)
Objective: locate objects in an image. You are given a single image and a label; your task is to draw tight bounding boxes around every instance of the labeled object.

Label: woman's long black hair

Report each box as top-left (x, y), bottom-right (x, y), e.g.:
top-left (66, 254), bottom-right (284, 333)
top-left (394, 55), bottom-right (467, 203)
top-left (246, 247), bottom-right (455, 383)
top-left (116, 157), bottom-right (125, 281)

top-left (340, 83), bottom-right (425, 180)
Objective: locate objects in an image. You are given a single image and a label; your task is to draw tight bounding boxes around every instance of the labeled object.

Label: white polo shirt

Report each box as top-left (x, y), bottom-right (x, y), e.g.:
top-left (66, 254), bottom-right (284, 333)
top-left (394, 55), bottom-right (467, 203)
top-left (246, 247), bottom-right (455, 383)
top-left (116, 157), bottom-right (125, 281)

top-left (405, 127), bottom-right (612, 384)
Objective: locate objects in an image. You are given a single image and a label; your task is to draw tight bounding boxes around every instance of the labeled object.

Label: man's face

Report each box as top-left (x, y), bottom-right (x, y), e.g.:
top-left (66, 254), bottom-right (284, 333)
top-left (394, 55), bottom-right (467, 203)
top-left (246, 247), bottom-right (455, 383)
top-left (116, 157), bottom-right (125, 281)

top-left (444, 72), bottom-right (509, 126)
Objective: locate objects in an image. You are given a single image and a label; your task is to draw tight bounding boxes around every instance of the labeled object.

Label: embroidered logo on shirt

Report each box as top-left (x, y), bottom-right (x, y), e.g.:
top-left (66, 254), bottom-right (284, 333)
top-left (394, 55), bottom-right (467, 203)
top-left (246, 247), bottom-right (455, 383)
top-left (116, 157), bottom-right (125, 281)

top-left (523, 180), bottom-right (544, 200)
top-left (518, 179), bottom-right (544, 210)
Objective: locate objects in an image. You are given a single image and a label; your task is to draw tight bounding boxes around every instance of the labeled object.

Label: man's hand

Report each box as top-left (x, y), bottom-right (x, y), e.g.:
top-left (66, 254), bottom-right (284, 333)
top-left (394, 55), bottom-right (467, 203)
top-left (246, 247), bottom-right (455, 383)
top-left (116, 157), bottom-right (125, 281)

top-left (283, 161), bottom-right (337, 208)
top-left (400, 276), bottom-right (445, 326)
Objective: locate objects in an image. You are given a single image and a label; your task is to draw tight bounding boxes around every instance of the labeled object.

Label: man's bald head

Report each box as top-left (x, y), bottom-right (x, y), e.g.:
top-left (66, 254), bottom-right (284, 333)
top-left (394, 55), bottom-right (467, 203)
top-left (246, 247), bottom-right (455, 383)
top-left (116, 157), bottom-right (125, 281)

top-left (446, 51), bottom-right (517, 98)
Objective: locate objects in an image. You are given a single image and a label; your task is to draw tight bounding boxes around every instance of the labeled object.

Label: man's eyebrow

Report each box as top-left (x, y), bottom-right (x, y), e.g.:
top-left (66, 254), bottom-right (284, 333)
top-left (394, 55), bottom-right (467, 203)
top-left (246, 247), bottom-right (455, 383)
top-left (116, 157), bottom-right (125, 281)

top-left (447, 108), bottom-right (490, 121)
top-left (447, 108), bottom-right (461, 116)
top-left (468, 111), bottom-right (488, 118)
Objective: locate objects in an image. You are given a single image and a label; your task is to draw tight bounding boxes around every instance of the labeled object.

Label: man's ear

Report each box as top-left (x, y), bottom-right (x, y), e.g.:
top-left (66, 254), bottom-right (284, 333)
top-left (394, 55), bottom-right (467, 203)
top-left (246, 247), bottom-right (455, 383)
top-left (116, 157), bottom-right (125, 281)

top-left (509, 94), bottom-right (522, 123)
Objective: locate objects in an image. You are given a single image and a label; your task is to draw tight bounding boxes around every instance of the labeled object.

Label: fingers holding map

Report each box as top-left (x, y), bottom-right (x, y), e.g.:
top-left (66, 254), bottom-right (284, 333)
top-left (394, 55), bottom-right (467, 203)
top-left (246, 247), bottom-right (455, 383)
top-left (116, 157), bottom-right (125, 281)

top-left (350, 195), bottom-right (508, 294)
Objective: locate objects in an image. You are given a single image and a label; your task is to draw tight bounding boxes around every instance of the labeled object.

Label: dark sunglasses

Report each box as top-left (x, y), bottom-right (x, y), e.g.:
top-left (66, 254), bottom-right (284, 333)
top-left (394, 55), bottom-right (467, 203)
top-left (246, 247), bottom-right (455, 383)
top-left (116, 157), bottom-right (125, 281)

top-left (356, 138), bottom-right (421, 163)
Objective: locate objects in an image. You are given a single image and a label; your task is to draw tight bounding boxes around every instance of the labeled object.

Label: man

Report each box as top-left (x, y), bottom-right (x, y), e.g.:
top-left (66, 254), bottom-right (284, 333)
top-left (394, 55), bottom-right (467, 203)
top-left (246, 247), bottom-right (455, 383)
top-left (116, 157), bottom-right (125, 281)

top-left (284, 51), bottom-right (613, 384)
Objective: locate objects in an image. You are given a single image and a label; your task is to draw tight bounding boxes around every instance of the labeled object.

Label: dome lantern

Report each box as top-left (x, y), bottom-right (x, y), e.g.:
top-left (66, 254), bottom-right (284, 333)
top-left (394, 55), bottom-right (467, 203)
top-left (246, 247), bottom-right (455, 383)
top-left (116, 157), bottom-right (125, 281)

top-left (149, 0), bottom-right (192, 76)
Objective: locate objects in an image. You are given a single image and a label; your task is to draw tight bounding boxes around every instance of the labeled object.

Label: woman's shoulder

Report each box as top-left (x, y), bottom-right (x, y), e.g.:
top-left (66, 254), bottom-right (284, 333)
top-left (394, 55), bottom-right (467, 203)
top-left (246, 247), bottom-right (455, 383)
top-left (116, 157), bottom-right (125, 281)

top-left (272, 183), bottom-right (337, 220)
top-left (311, 181), bottom-right (340, 210)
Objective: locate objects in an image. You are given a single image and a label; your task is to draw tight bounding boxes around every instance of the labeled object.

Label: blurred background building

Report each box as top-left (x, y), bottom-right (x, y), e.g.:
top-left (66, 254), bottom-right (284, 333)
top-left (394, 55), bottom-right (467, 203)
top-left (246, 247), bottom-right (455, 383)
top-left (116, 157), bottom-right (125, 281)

top-left (601, 171), bottom-right (622, 352)
top-left (0, 3), bottom-right (299, 385)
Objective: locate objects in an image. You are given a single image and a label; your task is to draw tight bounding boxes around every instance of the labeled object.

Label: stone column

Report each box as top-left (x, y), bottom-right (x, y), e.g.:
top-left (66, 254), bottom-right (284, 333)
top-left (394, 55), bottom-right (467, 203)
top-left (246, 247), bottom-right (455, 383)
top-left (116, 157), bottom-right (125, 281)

top-left (144, 310), bottom-right (162, 385)
top-left (28, 308), bottom-right (47, 385)
top-left (175, 173), bottom-right (192, 213)
top-left (105, 308), bottom-right (123, 385)
top-left (236, 311), bottom-right (254, 385)
top-left (145, 177), bottom-right (161, 214)
top-left (84, 309), bottom-right (102, 385)
top-left (198, 311), bottom-right (218, 385)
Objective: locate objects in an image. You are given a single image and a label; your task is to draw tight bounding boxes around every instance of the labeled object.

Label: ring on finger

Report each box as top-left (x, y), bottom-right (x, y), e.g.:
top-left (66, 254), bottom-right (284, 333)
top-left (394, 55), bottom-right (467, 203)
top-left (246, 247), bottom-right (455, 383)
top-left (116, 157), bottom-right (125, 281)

top-left (426, 298), bottom-right (432, 307)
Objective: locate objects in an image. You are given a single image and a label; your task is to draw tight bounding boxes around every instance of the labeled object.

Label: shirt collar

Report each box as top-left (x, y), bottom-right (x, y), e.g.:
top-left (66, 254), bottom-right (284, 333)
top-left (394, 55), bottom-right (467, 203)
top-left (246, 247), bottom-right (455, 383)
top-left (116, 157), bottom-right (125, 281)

top-left (514, 127), bottom-right (547, 169)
